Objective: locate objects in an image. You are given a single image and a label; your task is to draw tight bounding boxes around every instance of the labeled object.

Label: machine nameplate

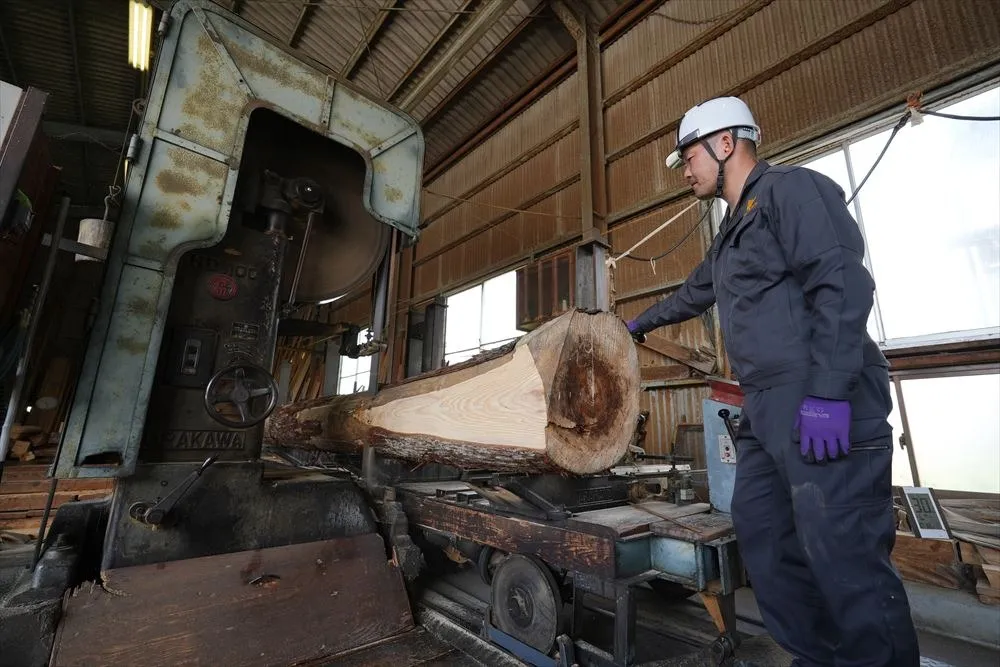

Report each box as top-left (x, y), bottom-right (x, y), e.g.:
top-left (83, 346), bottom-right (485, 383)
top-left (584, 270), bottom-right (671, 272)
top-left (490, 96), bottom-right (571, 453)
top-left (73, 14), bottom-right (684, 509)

top-left (224, 340), bottom-right (261, 364)
top-left (162, 430), bottom-right (247, 450)
top-left (231, 322), bottom-right (261, 341)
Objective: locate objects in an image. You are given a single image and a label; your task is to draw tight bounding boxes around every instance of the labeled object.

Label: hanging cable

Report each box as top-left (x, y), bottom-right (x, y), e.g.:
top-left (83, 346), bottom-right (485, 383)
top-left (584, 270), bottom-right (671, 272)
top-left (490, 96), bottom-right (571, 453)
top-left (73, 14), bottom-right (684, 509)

top-left (621, 205), bottom-right (713, 262)
top-left (917, 109), bottom-right (1000, 122)
top-left (845, 110), bottom-right (911, 205)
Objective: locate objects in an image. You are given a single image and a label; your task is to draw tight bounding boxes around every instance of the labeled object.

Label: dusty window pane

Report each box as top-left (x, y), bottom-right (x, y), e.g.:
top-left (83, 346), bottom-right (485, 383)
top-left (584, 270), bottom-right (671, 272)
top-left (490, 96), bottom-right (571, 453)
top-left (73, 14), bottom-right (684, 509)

top-left (482, 271), bottom-right (522, 348)
top-left (901, 373), bottom-right (1000, 493)
top-left (849, 87), bottom-right (1000, 340)
top-left (445, 285), bottom-right (483, 356)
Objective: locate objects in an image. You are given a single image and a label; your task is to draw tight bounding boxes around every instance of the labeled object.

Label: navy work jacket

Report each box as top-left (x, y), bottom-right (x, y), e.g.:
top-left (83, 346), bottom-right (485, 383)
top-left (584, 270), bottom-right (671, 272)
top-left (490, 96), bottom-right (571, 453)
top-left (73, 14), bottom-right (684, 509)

top-left (632, 160), bottom-right (887, 399)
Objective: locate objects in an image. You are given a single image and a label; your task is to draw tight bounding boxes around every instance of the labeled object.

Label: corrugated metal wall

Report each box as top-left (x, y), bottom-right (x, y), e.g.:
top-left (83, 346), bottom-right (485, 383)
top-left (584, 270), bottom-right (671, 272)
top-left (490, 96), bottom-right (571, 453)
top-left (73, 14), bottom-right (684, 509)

top-left (384, 0), bottom-right (1000, 454)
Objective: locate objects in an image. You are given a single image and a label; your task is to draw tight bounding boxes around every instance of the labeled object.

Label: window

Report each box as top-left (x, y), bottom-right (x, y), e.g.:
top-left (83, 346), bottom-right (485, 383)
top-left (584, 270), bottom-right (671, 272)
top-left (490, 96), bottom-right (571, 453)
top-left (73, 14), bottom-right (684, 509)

top-left (893, 372), bottom-right (1000, 494)
top-left (444, 271), bottom-right (523, 365)
top-left (800, 83), bottom-right (1000, 348)
top-left (337, 328), bottom-right (371, 394)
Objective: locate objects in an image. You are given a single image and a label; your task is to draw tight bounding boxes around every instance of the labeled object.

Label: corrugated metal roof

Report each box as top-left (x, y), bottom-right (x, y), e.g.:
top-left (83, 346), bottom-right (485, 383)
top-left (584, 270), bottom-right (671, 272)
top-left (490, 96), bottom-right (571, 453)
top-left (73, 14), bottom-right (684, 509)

top-left (1, 0), bottom-right (136, 215)
top-left (1, 0), bottom-right (630, 213)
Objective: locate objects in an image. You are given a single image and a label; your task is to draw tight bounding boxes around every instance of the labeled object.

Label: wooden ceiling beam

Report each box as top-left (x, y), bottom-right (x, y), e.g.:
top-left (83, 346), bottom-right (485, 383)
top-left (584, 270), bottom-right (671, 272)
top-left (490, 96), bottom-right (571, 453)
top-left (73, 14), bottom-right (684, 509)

top-left (340, 0), bottom-right (401, 80)
top-left (396, 0), bottom-right (524, 114)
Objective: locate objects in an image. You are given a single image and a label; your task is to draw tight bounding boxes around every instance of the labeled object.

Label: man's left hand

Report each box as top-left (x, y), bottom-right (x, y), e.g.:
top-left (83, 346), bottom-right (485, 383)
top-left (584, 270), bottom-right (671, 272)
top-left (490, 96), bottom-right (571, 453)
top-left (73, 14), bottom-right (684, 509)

top-left (796, 396), bottom-right (851, 463)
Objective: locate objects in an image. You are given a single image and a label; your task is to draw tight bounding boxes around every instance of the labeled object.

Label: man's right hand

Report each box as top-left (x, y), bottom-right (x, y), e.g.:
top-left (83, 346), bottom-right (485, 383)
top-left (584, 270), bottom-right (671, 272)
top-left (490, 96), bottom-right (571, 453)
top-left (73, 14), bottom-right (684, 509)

top-left (626, 320), bottom-right (646, 344)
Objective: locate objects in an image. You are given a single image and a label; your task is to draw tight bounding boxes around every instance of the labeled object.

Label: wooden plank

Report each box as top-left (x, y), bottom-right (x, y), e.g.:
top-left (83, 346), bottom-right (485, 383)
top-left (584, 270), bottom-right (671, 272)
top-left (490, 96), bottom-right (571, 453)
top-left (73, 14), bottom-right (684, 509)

top-left (960, 540), bottom-right (983, 564)
top-left (316, 627), bottom-right (454, 666)
top-left (640, 365), bottom-right (691, 382)
top-left (51, 534), bottom-right (413, 667)
top-left (401, 492), bottom-right (616, 578)
top-left (639, 332), bottom-right (715, 374)
top-left (977, 575), bottom-right (1000, 606)
top-left (651, 511), bottom-right (735, 543)
top-left (0, 464), bottom-right (51, 480)
top-left (890, 532), bottom-right (962, 590)
top-left (982, 563), bottom-right (1000, 589)
top-left (0, 478), bottom-right (113, 494)
top-left (978, 545), bottom-right (1000, 566)
top-left (0, 489), bottom-right (111, 512)
top-left (571, 502), bottom-right (709, 538)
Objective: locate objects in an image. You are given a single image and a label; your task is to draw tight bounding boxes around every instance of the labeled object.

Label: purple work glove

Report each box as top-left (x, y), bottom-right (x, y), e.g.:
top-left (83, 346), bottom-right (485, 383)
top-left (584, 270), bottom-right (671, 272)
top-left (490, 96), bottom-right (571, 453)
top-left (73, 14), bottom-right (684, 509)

top-left (625, 319), bottom-right (645, 343)
top-left (796, 396), bottom-right (851, 463)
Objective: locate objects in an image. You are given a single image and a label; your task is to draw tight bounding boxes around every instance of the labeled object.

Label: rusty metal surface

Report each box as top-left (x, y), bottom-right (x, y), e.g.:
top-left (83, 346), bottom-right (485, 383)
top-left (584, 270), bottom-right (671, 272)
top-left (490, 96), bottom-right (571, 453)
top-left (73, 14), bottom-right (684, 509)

top-left (640, 384), bottom-right (712, 457)
top-left (56, 0), bottom-right (424, 478)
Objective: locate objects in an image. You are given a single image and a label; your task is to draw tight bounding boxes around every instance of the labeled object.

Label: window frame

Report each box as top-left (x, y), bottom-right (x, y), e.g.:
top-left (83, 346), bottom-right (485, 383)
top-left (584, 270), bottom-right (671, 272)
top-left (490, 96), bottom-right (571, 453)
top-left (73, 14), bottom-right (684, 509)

top-left (776, 73), bottom-right (1000, 350)
top-left (443, 269), bottom-right (523, 365)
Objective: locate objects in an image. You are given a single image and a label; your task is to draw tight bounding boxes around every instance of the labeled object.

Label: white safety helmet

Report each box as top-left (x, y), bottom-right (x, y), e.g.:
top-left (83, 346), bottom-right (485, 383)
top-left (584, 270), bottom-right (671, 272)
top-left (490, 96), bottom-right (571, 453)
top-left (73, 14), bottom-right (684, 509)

top-left (664, 97), bottom-right (761, 169)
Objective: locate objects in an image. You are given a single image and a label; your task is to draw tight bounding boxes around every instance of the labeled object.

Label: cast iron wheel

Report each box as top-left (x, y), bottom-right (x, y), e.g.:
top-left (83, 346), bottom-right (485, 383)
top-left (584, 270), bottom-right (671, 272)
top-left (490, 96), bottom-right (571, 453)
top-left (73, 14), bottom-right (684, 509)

top-left (204, 363), bottom-right (279, 428)
top-left (490, 554), bottom-right (565, 654)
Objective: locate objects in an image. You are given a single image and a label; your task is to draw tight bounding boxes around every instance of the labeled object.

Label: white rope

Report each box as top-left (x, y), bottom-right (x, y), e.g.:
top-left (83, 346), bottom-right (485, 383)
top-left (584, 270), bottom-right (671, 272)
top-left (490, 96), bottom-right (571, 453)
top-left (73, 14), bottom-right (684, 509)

top-left (605, 199), bottom-right (700, 269)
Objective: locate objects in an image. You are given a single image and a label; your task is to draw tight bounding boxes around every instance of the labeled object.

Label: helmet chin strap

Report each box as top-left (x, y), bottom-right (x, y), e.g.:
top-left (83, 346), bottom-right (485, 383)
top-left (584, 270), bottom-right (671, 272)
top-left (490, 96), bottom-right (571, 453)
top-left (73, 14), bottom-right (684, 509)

top-left (699, 131), bottom-right (734, 199)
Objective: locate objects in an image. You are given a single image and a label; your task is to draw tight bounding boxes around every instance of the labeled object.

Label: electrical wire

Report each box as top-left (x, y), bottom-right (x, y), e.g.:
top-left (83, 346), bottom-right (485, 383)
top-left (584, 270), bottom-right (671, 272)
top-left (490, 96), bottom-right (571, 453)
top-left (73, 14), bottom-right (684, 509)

top-left (652, 5), bottom-right (743, 26)
top-left (621, 205), bottom-right (713, 263)
top-left (846, 111), bottom-right (910, 206)
top-left (918, 109), bottom-right (1000, 122)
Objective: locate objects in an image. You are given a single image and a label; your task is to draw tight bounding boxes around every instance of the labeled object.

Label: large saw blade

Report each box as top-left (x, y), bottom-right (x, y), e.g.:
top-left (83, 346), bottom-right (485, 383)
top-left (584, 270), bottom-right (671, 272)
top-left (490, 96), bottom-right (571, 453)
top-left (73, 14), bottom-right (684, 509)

top-left (491, 554), bottom-right (564, 654)
top-left (237, 109), bottom-right (391, 304)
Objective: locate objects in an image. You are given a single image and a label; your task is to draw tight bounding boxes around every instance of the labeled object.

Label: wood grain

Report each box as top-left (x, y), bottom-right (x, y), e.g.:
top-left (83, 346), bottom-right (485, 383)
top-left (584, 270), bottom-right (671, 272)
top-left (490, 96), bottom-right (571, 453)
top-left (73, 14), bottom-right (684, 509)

top-left (890, 532), bottom-right (962, 590)
top-left (401, 492), bottom-right (616, 578)
top-left (51, 534), bottom-right (414, 667)
top-left (651, 511), bottom-right (734, 543)
top-left (266, 310), bottom-right (641, 475)
top-left (571, 502), bottom-right (709, 538)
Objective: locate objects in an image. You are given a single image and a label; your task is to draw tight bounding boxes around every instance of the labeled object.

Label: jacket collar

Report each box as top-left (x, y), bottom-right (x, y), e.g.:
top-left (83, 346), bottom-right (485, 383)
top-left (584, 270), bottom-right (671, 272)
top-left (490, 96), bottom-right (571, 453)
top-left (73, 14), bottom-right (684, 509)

top-left (720, 159), bottom-right (771, 234)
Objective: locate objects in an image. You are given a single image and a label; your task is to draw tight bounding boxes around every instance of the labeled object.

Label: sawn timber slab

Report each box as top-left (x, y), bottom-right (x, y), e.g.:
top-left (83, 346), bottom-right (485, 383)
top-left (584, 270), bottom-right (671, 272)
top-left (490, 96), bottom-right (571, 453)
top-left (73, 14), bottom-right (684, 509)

top-left (50, 534), bottom-right (413, 667)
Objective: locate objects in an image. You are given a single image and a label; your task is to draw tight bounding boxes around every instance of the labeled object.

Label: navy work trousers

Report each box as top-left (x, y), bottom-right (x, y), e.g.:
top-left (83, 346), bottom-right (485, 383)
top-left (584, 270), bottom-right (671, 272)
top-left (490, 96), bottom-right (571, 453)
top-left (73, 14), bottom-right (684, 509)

top-left (730, 367), bottom-right (921, 666)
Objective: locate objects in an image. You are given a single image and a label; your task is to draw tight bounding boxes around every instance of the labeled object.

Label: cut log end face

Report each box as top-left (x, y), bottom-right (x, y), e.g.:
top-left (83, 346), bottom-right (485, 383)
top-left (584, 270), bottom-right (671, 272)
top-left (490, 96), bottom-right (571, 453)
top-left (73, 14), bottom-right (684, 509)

top-left (542, 313), bottom-right (640, 474)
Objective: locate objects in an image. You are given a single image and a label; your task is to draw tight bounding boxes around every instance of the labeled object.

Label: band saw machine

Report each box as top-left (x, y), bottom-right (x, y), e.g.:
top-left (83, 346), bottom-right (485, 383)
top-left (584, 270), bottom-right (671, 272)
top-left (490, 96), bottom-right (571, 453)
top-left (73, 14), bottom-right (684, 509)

top-left (0, 3), bottom-right (757, 666)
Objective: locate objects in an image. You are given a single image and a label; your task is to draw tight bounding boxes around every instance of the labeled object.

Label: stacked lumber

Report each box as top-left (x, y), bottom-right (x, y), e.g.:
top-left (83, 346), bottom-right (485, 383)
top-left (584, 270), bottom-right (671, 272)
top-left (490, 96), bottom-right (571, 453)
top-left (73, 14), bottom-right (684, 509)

top-left (890, 531), bottom-right (963, 590)
top-left (942, 497), bottom-right (1000, 606)
top-left (0, 464), bottom-right (114, 538)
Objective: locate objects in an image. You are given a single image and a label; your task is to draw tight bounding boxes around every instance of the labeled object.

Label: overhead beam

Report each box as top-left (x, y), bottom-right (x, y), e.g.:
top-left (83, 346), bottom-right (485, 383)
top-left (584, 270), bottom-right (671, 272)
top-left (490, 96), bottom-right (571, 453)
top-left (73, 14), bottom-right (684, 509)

top-left (396, 0), bottom-right (523, 113)
top-left (43, 122), bottom-right (125, 147)
top-left (0, 8), bottom-right (17, 86)
top-left (288, 0), bottom-right (316, 48)
top-left (387, 0), bottom-right (475, 103)
top-left (423, 0), bottom-right (658, 182)
top-left (67, 0), bottom-right (92, 205)
top-left (552, 1), bottom-right (607, 233)
top-left (340, 0), bottom-right (400, 81)
top-left (420, 9), bottom-right (537, 128)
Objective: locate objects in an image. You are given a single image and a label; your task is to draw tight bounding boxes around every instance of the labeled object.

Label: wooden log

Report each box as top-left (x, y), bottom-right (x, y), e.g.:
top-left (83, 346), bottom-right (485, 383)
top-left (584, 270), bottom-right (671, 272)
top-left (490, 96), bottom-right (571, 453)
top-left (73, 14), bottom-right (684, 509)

top-left (265, 310), bottom-right (641, 475)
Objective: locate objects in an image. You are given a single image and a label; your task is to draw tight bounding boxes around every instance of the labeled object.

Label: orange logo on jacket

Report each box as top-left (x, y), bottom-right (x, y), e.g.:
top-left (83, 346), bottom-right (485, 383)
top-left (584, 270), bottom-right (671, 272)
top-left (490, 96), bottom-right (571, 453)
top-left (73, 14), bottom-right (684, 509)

top-left (745, 197), bottom-right (757, 214)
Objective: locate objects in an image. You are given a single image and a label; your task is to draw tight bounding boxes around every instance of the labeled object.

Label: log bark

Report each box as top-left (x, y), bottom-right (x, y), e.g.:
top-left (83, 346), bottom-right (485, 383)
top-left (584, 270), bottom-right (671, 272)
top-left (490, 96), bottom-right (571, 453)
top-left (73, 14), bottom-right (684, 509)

top-left (264, 310), bottom-right (641, 475)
